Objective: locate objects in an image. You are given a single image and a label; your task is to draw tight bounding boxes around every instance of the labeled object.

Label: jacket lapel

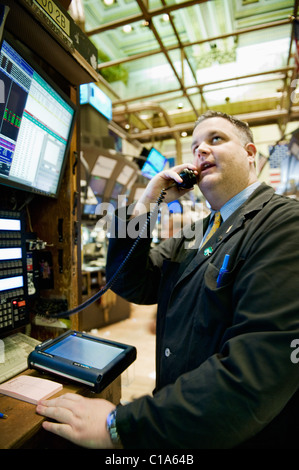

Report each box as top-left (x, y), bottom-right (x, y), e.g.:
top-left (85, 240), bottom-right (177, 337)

top-left (174, 183), bottom-right (275, 287)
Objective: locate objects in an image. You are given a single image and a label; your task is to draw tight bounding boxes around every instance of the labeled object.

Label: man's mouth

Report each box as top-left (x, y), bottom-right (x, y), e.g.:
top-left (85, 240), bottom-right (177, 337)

top-left (200, 161), bottom-right (215, 173)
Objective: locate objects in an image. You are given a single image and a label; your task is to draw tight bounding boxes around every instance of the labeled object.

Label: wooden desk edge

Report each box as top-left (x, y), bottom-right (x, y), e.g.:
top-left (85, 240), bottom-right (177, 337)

top-left (0, 369), bottom-right (121, 449)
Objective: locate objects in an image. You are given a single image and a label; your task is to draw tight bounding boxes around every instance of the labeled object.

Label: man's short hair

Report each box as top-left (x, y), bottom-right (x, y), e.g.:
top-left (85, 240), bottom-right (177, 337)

top-left (194, 110), bottom-right (254, 145)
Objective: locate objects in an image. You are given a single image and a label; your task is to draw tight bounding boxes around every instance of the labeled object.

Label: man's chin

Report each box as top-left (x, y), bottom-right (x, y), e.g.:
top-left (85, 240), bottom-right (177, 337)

top-left (199, 174), bottom-right (219, 191)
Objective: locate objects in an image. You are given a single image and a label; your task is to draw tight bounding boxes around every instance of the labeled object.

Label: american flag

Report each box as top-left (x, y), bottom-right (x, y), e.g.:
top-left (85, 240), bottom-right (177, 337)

top-left (268, 144), bottom-right (289, 190)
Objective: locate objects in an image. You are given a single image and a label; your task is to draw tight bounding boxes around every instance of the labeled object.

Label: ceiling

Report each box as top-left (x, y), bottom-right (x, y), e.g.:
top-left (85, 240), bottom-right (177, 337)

top-left (68, 0), bottom-right (299, 162)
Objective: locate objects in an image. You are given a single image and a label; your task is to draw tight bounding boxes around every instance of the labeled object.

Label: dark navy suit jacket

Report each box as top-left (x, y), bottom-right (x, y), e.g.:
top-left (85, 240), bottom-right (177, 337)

top-left (106, 183), bottom-right (299, 448)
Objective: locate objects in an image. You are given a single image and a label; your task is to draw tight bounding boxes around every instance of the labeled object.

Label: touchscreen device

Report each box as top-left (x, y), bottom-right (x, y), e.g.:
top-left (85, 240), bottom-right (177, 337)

top-left (28, 330), bottom-right (136, 393)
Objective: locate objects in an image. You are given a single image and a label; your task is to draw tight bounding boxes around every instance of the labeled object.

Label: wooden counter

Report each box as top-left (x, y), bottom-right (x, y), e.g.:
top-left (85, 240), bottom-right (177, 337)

top-left (0, 369), bottom-right (121, 449)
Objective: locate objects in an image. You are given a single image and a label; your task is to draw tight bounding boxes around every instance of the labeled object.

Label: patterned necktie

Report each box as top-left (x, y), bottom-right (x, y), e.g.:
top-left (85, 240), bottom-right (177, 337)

top-left (202, 211), bottom-right (222, 246)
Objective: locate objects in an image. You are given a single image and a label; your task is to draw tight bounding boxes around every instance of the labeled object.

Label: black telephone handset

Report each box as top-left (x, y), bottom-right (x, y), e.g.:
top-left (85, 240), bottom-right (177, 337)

top-left (177, 169), bottom-right (197, 189)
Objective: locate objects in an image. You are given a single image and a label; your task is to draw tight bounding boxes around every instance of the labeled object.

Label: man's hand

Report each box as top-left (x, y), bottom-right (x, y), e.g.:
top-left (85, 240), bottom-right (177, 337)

top-left (133, 163), bottom-right (198, 216)
top-left (36, 393), bottom-right (117, 448)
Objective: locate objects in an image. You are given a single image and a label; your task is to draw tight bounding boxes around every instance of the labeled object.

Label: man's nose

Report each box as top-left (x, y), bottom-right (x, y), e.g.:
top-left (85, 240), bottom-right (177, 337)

top-left (194, 142), bottom-right (211, 159)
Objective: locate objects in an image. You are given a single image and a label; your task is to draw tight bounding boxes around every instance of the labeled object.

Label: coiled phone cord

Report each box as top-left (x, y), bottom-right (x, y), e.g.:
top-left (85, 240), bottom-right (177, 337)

top-left (46, 167), bottom-right (197, 318)
top-left (49, 188), bottom-right (168, 318)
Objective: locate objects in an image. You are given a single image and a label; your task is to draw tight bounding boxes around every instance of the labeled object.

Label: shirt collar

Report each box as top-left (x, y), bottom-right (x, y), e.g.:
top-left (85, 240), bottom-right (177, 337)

top-left (210, 182), bottom-right (261, 222)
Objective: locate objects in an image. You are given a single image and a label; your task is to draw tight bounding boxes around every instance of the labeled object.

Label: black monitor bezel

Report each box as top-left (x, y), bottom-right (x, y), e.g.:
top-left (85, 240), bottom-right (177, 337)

top-left (0, 32), bottom-right (77, 199)
top-left (28, 330), bottom-right (137, 392)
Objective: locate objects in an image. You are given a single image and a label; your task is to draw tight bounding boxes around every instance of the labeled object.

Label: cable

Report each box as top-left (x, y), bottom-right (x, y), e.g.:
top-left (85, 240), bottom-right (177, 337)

top-left (49, 188), bottom-right (168, 318)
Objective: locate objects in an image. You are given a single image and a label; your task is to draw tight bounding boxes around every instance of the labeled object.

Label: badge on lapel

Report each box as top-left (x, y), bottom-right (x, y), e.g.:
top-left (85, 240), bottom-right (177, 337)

top-left (204, 246), bottom-right (213, 256)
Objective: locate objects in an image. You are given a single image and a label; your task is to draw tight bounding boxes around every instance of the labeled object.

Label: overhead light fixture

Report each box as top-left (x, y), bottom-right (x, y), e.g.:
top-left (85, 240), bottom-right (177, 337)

top-left (103, 0), bottom-right (115, 5)
top-left (69, 0), bottom-right (85, 22)
top-left (123, 24), bottom-right (133, 33)
top-left (177, 102), bottom-right (184, 109)
top-left (181, 131), bottom-right (188, 137)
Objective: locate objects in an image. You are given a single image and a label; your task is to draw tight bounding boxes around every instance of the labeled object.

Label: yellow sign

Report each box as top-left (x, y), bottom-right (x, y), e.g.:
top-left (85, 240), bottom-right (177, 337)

top-left (34, 0), bottom-right (70, 36)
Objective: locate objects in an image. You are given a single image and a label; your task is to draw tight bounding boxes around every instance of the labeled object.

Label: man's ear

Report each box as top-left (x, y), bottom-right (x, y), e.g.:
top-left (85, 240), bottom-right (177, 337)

top-left (245, 143), bottom-right (257, 164)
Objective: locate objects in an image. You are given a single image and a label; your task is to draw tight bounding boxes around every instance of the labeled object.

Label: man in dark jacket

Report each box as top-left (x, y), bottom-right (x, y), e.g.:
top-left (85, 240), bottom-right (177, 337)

top-left (37, 111), bottom-right (299, 449)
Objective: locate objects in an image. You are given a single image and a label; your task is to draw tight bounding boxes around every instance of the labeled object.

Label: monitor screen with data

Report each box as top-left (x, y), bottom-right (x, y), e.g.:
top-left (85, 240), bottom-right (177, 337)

top-left (0, 37), bottom-right (76, 198)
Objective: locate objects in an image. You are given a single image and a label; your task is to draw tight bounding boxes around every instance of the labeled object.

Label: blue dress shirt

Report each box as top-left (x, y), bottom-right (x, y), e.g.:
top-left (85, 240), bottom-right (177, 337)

top-left (201, 182), bottom-right (261, 247)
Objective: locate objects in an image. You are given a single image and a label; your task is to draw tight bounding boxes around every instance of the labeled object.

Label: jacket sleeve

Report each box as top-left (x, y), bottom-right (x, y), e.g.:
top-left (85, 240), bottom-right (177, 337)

top-left (115, 198), bottom-right (299, 449)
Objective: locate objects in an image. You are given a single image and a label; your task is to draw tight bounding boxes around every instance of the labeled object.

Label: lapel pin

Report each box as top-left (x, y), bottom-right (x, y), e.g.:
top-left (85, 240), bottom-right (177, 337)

top-left (204, 246), bottom-right (213, 256)
top-left (226, 225), bottom-right (233, 233)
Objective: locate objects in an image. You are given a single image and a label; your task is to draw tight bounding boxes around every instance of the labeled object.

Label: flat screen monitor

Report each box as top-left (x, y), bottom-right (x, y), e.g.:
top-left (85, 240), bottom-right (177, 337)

top-left (89, 176), bottom-right (106, 196)
top-left (28, 330), bottom-right (137, 393)
top-left (83, 204), bottom-right (97, 216)
top-left (0, 36), bottom-right (77, 198)
top-left (141, 147), bottom-right (167, 179)
top-left (168, 200), bottom-right (183, 213)
top-left (80, 83), bottom-right (112, 121)
top-left (111, 181), bottom-right (124, 199)
top-left (83, 196), bottom-right (102, 217)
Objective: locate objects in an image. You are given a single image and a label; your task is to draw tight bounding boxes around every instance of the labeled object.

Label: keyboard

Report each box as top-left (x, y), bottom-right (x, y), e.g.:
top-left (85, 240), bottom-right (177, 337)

top-left (0, 332), bottom-right (40, 383)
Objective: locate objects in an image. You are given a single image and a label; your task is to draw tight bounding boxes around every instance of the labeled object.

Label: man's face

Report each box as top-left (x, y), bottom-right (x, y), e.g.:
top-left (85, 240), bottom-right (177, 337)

top-left (191, 117), bottom-right (256, 205)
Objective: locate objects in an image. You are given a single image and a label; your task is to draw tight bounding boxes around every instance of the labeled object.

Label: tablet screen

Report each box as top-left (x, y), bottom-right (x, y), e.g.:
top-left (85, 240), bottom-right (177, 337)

top-left (44, 334), bottom-right (123, 369)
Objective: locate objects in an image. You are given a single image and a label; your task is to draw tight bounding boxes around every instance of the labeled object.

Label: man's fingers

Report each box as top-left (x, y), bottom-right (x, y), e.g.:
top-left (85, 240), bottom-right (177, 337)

top-left (37, 402), bottom-right (74, 423)
top-left (42, 420), bottom-right (74, 441)
top-left (37, 394), bottom-right (83, 423)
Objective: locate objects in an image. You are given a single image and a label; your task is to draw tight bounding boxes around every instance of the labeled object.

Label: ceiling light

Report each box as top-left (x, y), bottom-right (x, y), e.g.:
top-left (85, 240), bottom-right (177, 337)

top-left (69, 0), bottom-right (85, 21)
top-left (103, 0), bottom-right (115, 5)
top-left (181, 131), bottom-right (187, 137)
top-left (162, 14), bottom-right (169, 22)
top-left (177, 102), bottom-right (184, 109)
top-left (123, 24), bottom-right (132, 33)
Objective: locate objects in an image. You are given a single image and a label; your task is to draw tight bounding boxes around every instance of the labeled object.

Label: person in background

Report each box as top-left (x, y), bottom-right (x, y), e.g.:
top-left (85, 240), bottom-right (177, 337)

top-left (36, 111), bottom-right (299, 449)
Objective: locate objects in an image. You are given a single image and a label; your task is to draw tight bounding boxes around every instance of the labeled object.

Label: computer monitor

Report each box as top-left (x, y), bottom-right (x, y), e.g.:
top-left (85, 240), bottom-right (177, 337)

top-left (80, 83), bottom-right (112, 121)
top-left (0, 35), bottom-right (77, 198)
top-left (141, 147), bottom-right (167, 179)
top-left (0, 209), bottom-right (29, 336)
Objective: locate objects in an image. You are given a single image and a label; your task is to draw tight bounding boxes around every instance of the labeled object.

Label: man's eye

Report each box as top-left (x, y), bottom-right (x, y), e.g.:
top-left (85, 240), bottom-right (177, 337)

top-left (211, 136), bottom-right (222, 143)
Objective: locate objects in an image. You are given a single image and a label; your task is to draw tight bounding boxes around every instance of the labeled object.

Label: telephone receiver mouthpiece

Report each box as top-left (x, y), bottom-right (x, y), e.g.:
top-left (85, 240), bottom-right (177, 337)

top-left (177, 169), bottom-right (197, 189)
